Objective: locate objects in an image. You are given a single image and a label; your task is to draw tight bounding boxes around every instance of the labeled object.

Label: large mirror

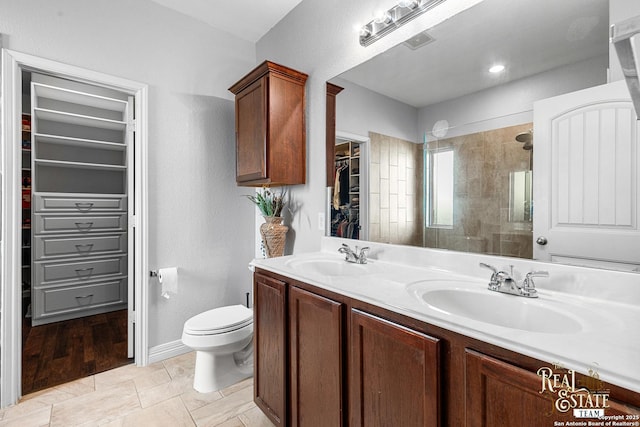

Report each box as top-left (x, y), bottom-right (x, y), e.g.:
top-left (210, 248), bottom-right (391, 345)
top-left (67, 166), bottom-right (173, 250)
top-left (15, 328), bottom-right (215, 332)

top-left (328, 0), bottom-right (640, 272)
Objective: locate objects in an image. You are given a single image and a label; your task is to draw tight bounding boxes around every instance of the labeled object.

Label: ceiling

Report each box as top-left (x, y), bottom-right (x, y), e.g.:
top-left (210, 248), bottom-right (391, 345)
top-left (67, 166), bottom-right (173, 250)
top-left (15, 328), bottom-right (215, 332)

top-left (336, 0), bottom-right (609, 108)
top-left (149, 0), bottom-right (303, 43)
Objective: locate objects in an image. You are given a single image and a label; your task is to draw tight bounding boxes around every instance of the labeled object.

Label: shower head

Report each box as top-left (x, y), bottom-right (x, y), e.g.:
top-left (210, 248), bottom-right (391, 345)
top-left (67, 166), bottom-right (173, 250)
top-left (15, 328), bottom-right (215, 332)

top-left (515, 131), bottom-right (532, 143)
top-left (515, 130), bottom-right (533, 150)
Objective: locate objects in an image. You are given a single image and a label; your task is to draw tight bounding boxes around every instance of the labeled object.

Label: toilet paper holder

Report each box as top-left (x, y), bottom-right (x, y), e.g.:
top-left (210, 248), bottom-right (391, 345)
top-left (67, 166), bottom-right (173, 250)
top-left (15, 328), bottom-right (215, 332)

top-left (149, 270), bottom-right (158, 278)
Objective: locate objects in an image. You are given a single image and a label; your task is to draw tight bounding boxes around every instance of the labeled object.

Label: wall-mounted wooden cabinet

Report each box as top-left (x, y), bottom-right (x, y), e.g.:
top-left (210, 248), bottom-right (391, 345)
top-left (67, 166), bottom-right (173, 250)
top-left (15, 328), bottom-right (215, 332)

top-left (229, 61), bottom-right (308, 187)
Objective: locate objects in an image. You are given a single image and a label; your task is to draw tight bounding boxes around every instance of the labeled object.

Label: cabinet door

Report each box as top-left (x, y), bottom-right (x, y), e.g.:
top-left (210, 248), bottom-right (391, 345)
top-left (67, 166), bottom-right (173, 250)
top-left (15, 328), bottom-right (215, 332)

top-left (465, 350), bottom-right (640, 426)
top-left (289, 286), bottom-right (344, 427)
top-left (350, 309), bottom-right (440, 427)
top-left (236, 77), bottom-right (267, 183)
top-left (254, 273), bottom-right (287, 426)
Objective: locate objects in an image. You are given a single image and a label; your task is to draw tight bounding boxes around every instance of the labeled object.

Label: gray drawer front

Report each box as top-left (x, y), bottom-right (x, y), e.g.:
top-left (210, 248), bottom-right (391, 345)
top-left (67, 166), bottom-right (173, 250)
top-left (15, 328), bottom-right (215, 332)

top-left (34, 194), bottom-right (127, 212)
top-left (34, 213), bottom-right (127, 234)
top-left (35, 278), bottom-right (126, 318)
top-left (34, 233), bottom-right (127, 259)
top-left (35, 256), bottom-right (127, 285)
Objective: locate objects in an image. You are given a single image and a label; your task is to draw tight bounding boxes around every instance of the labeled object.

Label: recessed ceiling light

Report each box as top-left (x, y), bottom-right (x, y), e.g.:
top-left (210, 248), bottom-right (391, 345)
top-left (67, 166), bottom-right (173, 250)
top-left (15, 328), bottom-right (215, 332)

top-left (489, 64), bottom-right (505, 73)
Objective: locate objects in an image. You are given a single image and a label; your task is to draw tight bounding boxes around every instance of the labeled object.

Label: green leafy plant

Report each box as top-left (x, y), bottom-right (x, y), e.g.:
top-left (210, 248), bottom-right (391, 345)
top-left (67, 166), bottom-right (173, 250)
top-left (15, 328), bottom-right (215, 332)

top-left (246, 187), bottom-right (286, 217)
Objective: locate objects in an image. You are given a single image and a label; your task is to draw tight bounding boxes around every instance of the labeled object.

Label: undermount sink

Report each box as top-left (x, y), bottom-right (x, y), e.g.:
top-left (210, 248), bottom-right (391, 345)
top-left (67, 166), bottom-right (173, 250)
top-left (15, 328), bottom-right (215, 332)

top-left (285, 258), bottom-right (374, 277)
top-left (407, 280), bottom-right (583, 334)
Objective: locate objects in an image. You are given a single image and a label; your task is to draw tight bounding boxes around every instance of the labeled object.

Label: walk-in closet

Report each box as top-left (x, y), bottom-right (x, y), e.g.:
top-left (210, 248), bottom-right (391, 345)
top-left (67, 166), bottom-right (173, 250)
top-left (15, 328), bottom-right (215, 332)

top-left (21, 71), bottom-right (132, 393)
top-left (331, 136), bottom-right (367, 240)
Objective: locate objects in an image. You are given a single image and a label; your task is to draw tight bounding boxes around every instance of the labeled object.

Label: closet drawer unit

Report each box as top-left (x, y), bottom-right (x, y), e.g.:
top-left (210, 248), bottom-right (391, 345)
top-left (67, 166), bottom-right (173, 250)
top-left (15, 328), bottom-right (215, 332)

top-left (34, 233), bottom-right (127, 259)
top-left (34, 213), bottom-right (127, 234)
top-left (34, 193), bottom-right (127, 213)
top-left (35, 255), bottom-right (127, 286)
top-left (34, 278), bottom-right (127, 319)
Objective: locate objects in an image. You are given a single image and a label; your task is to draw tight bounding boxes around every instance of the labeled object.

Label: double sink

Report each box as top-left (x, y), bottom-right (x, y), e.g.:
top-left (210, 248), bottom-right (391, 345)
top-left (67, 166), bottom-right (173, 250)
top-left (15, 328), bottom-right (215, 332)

top-left (284, 256), bottom-right (597, 335)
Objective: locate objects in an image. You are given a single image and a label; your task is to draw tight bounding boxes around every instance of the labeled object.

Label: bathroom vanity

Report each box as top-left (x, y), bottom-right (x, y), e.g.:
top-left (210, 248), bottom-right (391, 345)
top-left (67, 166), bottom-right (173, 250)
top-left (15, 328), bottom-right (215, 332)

top-left (251, 238), bottom-right (640, 426)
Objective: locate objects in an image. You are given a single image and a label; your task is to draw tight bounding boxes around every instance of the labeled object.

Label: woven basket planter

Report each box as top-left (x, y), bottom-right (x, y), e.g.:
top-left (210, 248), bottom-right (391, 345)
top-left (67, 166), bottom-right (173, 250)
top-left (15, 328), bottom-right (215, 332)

top-left (260, 216), bottom-right (288, 258)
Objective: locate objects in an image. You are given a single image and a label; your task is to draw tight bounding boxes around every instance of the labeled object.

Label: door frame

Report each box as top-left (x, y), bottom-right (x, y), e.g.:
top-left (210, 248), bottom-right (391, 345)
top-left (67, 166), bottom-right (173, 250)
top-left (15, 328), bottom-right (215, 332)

top-left (0, 49), bottom-right (149, 407)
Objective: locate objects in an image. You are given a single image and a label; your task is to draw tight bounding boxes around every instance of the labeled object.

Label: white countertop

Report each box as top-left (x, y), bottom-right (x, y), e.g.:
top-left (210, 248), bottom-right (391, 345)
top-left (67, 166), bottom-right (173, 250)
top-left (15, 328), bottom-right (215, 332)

top-left (251, 237), bottom-right (640, 394)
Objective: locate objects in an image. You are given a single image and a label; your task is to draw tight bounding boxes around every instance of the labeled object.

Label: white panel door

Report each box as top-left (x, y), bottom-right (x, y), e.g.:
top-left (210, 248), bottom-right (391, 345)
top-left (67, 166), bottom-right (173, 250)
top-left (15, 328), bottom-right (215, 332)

top-left (533, 80), bottom-right (640, 271)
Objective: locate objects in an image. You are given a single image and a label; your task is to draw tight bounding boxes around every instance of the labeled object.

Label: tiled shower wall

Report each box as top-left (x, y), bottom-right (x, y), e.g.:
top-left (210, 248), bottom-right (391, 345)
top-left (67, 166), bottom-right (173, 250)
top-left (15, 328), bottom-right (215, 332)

top-left (425, 123), bottom-right (533, 259)
top-left (368, 132), bottom-right (424, 246)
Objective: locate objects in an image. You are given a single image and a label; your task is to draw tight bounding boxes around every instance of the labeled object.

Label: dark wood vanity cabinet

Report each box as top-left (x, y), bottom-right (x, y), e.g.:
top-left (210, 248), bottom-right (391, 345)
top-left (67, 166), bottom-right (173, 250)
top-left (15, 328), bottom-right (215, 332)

top-left (465, 350), bottom-right (640, 426)
top-left (254, 273), bottom-right (287, 426)
top-left (350, 310), bottom-right (440, 427)
top-left (253, 269), bottom-right (640, 426)
top-left (289, 286), bottom-right (344, 427)
top-left (253, 269), bottom-right (441, 427)
top-left (229, 61), bottom-right (308, 186)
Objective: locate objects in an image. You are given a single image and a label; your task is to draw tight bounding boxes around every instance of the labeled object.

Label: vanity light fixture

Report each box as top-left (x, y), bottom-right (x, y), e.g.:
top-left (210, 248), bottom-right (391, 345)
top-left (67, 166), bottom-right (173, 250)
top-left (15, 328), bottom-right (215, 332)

top-left (489, 64), bottom-right (506, 73)
top-left (360, 0), bottom-right (448, 47)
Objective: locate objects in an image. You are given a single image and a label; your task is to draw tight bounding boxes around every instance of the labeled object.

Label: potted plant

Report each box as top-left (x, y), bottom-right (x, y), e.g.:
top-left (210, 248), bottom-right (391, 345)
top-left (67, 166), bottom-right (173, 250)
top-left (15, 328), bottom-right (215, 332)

top-left (247, 187), bottom-right (288, 258)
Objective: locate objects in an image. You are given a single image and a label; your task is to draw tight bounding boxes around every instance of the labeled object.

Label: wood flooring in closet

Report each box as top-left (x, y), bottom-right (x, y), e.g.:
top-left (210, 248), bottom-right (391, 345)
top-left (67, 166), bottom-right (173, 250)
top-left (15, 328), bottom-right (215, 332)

top-left (22, 309), bottom-right (132, 395)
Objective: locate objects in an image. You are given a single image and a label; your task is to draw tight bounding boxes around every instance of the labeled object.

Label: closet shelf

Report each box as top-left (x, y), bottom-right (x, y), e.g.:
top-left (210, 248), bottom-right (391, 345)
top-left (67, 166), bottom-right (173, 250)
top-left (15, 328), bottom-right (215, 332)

top-left (35, 159), bottom-right (126, 171)
top-left (34, 133), bottom-right (126, 151)
top-left (34, 108), bottom-right (126, 131)
top-left (33, 83), bottom-right (127, 113)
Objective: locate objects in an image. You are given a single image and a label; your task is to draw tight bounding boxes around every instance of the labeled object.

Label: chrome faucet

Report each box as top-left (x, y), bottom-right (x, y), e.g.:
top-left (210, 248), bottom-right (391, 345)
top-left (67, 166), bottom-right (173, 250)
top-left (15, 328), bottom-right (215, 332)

top-left (338, 244), bottom-right (370, 264)
top-left (479, 263), bottom-right (547, 298)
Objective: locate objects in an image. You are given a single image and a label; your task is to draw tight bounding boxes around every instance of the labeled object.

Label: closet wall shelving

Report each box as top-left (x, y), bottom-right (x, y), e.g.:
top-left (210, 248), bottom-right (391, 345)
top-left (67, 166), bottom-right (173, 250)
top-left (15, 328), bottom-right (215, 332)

top-left (22, 113), bottom-right (32, 302)
top-left (331, 139), bottom-right (361, 239)
top-left (30, 78), bottom-right (129, 326)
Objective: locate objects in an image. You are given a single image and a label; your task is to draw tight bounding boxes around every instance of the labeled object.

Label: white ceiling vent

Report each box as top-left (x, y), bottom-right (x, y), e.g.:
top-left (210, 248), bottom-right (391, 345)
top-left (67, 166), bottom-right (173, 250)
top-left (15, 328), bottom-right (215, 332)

top-left (403, 31), bottom-right (435, 50)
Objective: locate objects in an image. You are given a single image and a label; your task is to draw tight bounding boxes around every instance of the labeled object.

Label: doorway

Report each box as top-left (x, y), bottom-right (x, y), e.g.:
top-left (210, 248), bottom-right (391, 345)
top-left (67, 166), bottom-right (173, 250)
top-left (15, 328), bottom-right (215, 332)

top-left (1, 49), bottom-right (149, 407)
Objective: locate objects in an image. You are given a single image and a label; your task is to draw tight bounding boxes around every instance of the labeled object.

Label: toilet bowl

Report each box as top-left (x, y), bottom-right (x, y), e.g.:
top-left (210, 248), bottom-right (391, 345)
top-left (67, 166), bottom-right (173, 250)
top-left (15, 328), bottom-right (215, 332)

top-left (182, 304), bottom-right (254, 393)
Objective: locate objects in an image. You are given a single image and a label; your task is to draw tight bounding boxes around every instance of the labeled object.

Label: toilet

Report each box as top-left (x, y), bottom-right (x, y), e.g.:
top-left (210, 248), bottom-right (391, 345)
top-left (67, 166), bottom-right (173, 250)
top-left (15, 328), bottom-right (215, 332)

top-left (182, 304), bottom-right (254, 393)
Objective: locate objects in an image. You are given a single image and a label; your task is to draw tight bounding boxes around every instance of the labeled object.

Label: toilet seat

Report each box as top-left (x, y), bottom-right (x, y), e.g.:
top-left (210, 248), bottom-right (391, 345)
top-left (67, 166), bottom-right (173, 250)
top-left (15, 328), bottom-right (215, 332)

top-left (184, 304), bottom-right (253, 336)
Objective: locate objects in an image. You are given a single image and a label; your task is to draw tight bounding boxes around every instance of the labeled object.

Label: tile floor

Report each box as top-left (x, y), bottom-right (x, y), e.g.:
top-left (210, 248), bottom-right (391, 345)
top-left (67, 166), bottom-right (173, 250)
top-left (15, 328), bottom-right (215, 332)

top-left (0, 352), bottom-right (275, 427)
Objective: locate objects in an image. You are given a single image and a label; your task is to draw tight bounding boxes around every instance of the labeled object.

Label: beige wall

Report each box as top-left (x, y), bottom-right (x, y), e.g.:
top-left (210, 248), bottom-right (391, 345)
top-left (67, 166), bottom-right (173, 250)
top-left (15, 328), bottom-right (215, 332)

top-left (425, 123), bottom-right (533, 258)
top-left (368, 132), bottom-right (424, 246)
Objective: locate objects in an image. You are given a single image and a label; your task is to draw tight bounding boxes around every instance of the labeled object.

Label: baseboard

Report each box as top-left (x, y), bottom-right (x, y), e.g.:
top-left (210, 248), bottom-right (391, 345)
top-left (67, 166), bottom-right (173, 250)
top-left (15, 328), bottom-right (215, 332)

top-left (148, 339), bottom-right (191, 364)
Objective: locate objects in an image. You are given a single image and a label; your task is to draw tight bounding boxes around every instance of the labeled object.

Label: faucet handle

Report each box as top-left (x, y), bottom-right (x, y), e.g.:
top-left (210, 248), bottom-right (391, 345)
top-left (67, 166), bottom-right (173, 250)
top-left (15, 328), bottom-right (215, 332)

top-left (526, 270), bottom-right (549, 278)
top-left (479, 263), bottom-right (500, 289)
top-left (479, 262), bottom-right (498, 274)
top-left (521, 270), bottom-right (549, 296)
top-left (350, 246), bottom-right (369, 264)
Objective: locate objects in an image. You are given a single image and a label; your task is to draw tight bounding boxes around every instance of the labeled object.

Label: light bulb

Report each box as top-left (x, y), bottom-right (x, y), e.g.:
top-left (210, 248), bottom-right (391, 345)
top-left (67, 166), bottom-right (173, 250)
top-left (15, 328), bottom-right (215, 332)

top-left (359, 25), bottom-right (372, 38)
top-left (398, 0), bottom-right (419, 9)
top-left (373, 10), bottom-right (392, 24)
top-left (489, 64), bottom-right (505, 73)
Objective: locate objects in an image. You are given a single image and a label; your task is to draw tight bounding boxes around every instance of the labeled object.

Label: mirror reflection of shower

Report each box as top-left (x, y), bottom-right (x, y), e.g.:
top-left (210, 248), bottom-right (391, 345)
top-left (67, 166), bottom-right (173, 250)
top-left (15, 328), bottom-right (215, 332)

top-left (509, 130), bottom-right (534, 223)
top-left (515, 129), bottom-right (533, 170)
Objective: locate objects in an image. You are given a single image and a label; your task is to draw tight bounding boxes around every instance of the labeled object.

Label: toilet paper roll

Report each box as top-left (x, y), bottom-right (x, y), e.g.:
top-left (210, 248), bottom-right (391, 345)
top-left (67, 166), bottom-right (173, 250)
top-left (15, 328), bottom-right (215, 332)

top-left (159, 267), bottom-right (178, 299)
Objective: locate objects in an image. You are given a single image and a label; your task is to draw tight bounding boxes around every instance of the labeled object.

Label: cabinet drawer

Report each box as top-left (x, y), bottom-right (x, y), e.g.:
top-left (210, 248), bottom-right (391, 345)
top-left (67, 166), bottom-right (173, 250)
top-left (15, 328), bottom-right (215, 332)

top-left (34, 233), bottom-right (127, 259)
top-left (35, 255), bottom-right (127, 285)
top-left (34, 213), bottom-right (127, 234)
top-left (34, 278), bottom-right (126, 318)
top-left (34, 193), bottom-right (127, 212)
